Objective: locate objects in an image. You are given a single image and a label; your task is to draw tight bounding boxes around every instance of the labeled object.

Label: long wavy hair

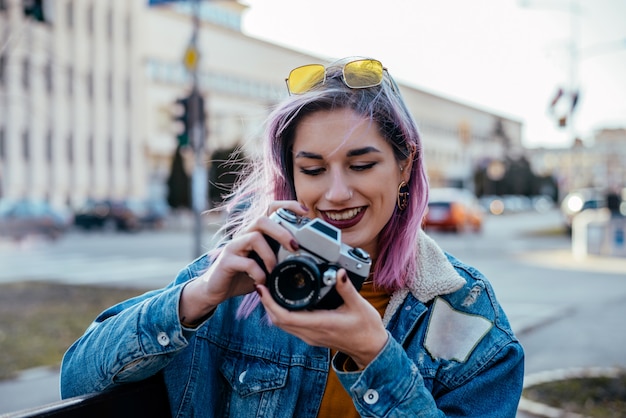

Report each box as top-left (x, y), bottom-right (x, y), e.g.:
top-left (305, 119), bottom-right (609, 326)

top-left (213, 57), bottom-right (429, 318)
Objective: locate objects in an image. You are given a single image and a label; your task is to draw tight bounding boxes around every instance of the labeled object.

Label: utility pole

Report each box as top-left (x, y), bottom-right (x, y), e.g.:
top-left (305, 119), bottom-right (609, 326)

top-left (185, 0), bottom-right (207, 258)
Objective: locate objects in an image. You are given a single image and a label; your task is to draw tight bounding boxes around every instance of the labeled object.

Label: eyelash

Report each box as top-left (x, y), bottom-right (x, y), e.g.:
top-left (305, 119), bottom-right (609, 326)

top-left (299, 162), bottom-right (377, 176)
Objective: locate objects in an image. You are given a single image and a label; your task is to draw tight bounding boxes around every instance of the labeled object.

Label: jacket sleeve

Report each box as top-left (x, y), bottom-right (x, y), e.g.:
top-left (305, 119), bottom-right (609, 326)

top-left (333, 332), bottom-right (524, 418)
top-left (59, 255), bottom-right (211, 399)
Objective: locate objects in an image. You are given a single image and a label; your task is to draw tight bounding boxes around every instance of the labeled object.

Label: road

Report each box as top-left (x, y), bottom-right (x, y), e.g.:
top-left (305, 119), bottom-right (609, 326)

top-left (0, 216), bottom-right (224, 289)
top-left (1, 209), bottom-right (625, 416)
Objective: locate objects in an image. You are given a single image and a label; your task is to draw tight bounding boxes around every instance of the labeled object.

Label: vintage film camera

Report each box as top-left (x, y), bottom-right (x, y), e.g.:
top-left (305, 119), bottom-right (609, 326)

top-left (252, 208), bottom-right (372, 310)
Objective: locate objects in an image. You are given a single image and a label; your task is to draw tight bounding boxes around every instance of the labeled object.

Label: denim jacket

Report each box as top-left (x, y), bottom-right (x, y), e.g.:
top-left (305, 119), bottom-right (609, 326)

top-left (61, 231), bottom-right (524, 417)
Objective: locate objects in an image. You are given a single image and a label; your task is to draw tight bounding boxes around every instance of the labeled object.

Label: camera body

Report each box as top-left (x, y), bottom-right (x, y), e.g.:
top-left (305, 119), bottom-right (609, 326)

top-left (260, 208), bottom-right (372, 310)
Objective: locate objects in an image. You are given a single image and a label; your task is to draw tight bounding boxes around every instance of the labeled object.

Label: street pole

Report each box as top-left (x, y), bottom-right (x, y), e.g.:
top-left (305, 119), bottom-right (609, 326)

top-left (188, 0), bottom-right (207, 258)
top-left (567, 0), bottom-right (580, 146)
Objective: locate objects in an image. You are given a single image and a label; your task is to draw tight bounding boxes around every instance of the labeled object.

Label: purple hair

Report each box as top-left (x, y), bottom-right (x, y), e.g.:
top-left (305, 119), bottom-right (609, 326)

top-left (218, 58), bottom-right (429, 318)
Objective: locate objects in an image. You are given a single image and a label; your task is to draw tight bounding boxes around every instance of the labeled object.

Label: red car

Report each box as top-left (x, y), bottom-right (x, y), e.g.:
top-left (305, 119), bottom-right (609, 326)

top-left (423, 188), bottom-right (484, 233)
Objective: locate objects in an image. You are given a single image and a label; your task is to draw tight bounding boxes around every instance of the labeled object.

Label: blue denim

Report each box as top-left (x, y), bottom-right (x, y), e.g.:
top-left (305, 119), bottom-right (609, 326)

top-left (61, 237), bottom-right (524, 417)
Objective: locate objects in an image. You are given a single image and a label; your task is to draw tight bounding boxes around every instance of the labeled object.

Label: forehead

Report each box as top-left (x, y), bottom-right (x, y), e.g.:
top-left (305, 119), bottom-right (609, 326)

top-left (292, 108), bottom-right (390, 156)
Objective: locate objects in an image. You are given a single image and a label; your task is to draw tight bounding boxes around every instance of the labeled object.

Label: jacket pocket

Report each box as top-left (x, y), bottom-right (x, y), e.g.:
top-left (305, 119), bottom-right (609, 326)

top-left (219, 353), bottom-right (288, 397)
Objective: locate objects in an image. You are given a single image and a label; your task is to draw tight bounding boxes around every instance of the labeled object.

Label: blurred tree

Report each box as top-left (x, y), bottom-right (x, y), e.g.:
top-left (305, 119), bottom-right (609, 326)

top-left (166, 145), bottom-right (190, 209)
top-left (504, 156), bottom-right (533, 195)
top-left (473, 155), bottom-right (556, 199)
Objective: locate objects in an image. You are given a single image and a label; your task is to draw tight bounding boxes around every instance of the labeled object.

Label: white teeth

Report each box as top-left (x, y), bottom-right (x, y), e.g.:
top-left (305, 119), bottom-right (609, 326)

top-left (325, 207), bottom-right (362, 221)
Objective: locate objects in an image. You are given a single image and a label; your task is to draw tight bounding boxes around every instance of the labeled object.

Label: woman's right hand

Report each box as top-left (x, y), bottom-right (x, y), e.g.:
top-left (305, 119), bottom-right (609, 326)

top-left (178, 201), bottom-right (308, 326)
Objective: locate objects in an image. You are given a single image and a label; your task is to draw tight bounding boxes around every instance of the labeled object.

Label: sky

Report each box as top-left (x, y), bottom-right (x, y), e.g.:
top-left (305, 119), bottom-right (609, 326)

top-left (240, 0), bottom-right (626, 148)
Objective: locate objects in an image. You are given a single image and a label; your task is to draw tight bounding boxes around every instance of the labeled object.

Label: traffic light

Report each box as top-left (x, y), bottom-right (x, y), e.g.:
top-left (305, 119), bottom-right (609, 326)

top-left (23, 0), bottom-right (45, 22)
top-left (173, 96), bottom-right (190, 147)
top-left (172, 90), bottom-right (205, 149)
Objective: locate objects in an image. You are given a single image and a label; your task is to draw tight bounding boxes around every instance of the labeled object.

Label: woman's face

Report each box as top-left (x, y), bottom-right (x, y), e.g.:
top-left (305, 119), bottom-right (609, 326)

top-left (292, 108), bottom-right (410, 259)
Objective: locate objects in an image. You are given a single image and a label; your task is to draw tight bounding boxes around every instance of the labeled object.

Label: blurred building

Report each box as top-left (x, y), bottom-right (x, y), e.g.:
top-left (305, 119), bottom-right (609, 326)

top-left (527, 128), bottom-right (626, 200)
top-left (0, 0), bottom-right (521, 209)
top-left (0, 0), bottom-right (146, 208)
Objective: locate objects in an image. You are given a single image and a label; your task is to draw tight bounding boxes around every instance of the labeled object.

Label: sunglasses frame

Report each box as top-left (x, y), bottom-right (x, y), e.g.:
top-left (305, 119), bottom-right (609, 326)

top-left (285, 59), bottom-right (392, 95)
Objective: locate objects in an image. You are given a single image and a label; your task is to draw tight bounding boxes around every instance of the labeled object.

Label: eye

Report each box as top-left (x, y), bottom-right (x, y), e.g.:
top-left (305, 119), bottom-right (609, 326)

top-left (299, 167), bottom-right (325, 176)
top-left (351, 162), bottom-right (377, 171)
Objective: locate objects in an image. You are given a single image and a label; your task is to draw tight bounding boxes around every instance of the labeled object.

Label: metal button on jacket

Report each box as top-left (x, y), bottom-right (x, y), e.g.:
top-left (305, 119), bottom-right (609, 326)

top-left (363, 389), bottom-right (379, 404)
top-left (157, 332), bottom-right (170, 347)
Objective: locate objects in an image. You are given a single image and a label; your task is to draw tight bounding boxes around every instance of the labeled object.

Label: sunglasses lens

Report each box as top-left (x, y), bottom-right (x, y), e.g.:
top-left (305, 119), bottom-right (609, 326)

top-left (343, 59), bottom-right (384, 88)
top-left (287, 64), bottom-right (325, 94)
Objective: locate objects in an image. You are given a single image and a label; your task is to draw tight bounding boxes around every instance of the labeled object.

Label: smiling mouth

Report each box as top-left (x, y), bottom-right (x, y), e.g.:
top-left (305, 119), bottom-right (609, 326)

top-left (322, 207), bottom-right (364, 221)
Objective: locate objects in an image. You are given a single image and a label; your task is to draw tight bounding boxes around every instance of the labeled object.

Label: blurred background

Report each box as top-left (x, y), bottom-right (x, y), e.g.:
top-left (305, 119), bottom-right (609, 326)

top-left (0, 0), bottom-right (625, 244)
top-left (0, 0), bottom-right (625, 416)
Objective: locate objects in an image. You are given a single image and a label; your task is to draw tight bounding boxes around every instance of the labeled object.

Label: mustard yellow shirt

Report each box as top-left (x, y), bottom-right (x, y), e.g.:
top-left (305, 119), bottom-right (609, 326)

top-left (317, 282), bottom-right (391, 418)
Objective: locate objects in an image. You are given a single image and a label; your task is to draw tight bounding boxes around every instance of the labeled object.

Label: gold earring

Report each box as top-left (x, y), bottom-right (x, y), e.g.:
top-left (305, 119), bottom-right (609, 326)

top-left (397, 181), bottom-right (409, 211)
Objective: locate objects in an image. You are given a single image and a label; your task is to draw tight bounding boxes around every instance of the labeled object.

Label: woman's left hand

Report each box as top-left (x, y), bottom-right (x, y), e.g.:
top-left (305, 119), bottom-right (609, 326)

top-left (256, 269), bottom-right (389, 369)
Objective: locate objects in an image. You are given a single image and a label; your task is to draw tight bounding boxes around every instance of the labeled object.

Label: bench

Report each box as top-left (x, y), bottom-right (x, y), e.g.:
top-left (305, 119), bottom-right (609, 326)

top-left (1, 374), bottom-right (171, 418)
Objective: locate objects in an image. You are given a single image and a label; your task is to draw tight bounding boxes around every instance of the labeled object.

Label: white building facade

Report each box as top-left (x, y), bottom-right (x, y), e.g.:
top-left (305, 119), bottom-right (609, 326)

top-left (0, 0), bottom-right (521, 210)
top-left (0, 0), bottom-right (145, 208)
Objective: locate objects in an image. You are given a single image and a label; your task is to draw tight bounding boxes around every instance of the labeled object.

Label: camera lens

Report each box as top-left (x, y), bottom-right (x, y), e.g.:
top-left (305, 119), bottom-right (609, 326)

top-left (268, 257), bottom-right (320, 310)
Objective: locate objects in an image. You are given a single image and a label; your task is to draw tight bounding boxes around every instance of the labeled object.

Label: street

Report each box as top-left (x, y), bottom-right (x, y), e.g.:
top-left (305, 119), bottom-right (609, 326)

top-left (1, 209), bottom-right (625, 416)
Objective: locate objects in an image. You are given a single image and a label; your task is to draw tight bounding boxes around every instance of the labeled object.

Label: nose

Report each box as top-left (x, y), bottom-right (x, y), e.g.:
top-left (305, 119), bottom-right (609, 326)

top-left (324, 170), bottom-right (353, 202)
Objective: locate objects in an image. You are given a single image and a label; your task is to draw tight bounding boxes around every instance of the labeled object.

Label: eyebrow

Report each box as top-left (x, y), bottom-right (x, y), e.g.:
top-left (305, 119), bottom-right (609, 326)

top-left (294, 146), bottom-right (381, 160)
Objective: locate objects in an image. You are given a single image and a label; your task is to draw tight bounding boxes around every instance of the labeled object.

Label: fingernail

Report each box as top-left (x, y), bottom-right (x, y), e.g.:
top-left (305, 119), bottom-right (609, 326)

top-left (300, 204), bottom-right (309, 212)
top-left (341, 271), bottom-right (348, 283)
top-left (290, 239), bottom-right (300, 251)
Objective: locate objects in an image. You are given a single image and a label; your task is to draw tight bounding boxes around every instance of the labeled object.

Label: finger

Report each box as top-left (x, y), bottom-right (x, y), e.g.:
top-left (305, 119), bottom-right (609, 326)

top-left (238, 257), bottom-right (268, 285)
top-left (334, 269), bottom-right (360, 306)
top-left (247, 217), bottom-right (299, 254)
top-left (267, 201), bottom-right (309, 217)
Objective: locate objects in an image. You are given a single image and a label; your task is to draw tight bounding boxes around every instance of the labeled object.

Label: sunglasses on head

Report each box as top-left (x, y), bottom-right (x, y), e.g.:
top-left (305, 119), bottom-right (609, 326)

top-left (285, 58), bottom-right (390, 95)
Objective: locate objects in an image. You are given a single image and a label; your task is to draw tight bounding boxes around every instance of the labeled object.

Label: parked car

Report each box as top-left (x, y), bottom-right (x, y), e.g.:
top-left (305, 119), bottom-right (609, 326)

top-left (423, 188), bottom-right (484, 233)
top-left (0, 198), bottom-right (72, 240)
top-left (125, 199), bottom-right (170, 229)
top-left (74, 200), bottom-right (142, 232)
top-left (560, 188), bottom-right (607, 231)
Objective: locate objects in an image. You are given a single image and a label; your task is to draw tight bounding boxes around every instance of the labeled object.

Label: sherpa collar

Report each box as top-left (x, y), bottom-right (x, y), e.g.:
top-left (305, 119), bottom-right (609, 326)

top-left (382, 230), bottom-right (466, 326)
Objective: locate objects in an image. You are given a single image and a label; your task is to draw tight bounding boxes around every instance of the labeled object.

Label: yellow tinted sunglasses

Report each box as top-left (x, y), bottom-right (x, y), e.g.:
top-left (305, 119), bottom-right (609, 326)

top-left (285, 59), bottom-right (387, 95)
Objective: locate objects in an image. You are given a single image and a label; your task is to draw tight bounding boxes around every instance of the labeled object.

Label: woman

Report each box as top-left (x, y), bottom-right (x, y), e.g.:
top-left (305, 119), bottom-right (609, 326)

top-left (61, 57), bottom-right (524, 417)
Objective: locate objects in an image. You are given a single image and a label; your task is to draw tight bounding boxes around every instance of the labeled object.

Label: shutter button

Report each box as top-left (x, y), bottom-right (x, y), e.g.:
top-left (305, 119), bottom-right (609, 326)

top-left (363, 389), bottom-right (379, 404)
top-left (157, 332), bottom-right (170, 347)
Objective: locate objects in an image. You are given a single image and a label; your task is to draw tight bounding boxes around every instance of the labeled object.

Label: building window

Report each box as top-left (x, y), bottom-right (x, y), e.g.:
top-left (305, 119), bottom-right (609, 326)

top-left (125, 15), bottom-right (132, 43)
top-left (87, 71), bottom-right (93, 100)
top-left (0, 54), bottom-right (5, 86)
top-left (125, 77), bottom-right (131, 105)
top-left (125, 139), bottom-right (131, 169)
top-left (88, 134), bottom-right (94, 164)
top-left (107, 73), bottom-right (113, 102)
top-left (87, 3), bottom-right (94, 35)
top-left (67, 66), bottom-right (73, 96)
top-left (23, 130), bottom-right (30, 160)
top-left (106, 9), bottom-right (113, 40)
top-left (0, 127), bottom-right (5, 161)
top-left (45, 130), bottom-right (53, 162)
top-left (107, 136), bottom-right (113, 166)
top-left (22, 58), bottom-right (30, 90)
top-left (66, 1), bottom-right (73, 29)
top-left (67, 134), bottom-right (74, 163)
top-left (45, 60), bottom-right (53, 93)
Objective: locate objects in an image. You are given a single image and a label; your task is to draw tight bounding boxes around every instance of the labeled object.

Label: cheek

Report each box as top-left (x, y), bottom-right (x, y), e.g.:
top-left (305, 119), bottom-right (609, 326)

top-left (293, 176), bottom-right (318, 204)
top-left (382, 186), bottom-right (398, 215)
